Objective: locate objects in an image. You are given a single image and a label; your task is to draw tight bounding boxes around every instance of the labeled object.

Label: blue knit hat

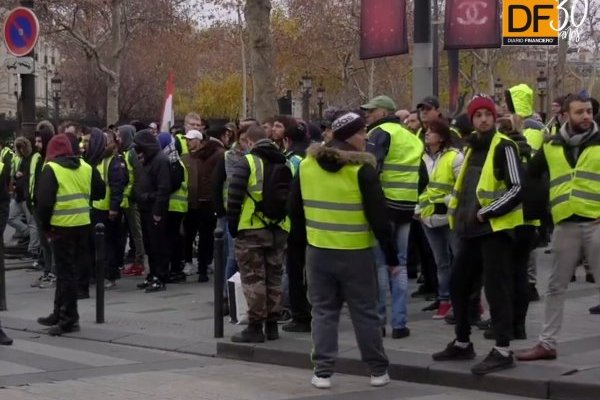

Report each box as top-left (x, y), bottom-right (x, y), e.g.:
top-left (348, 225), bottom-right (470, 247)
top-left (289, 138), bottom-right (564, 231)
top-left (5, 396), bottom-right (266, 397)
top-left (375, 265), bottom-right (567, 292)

top-left (157, 132), bottom-right (172, 149)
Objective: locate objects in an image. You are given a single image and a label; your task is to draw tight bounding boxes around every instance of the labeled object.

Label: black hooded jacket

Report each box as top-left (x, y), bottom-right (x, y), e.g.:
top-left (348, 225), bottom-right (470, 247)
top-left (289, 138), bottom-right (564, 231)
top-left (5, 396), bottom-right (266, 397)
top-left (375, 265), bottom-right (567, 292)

top-left (288, 140), bottom-right (399, 266)
top-left (226, 139), bottom-right (286, 237)
top-left (36, 157), bottom-right (105, 233)
top-left (133, 129), bottom-right (171, 216)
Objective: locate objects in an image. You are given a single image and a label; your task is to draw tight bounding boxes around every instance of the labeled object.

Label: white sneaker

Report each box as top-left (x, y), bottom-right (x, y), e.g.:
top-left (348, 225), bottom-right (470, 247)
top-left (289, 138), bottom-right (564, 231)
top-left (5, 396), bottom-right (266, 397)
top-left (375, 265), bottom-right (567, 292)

top-left (370, 372), bottom-right (390, 387)
top-left (183, 262), bottom-right (195, 276)
top-left (311, 375), bottom-right (331, 389)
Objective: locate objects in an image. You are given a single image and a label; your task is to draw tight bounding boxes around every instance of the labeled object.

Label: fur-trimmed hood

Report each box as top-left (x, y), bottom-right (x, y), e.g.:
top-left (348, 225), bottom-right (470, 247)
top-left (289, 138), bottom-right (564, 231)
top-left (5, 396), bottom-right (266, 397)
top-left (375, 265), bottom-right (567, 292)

top-left (14, 136), bottom-right (32, 158)
top-left (307, 140), bottom-right (375, 172)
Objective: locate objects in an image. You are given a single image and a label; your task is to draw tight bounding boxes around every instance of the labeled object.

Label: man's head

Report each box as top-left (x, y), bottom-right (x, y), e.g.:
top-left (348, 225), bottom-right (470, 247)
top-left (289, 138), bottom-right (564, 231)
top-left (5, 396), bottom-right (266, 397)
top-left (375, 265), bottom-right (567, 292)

top-left (417, 96), bottom-right (441, 125)
top-left (184, 129), bottom-right (205, 152)
top-left (200, 118), bottom-right (210, 133)
top-left (273, 115), bottom-right (295, 143)
top-left (360, 95), bottom-right (397, 126)
top-left (405, 110), bottom-right (420, 132)
top-left (104, 129), bottom-right (118, 157)
top-left (245, 125), bottom-right (268, 149)
top-left (261, 117), bottom-right (274, 139)
top-left (283, 120), bottom-right (309, 151)
top-left (184, 112), bottom-right (202, 133)
top-left (207, 126), bottom-right (230, 147)
top-left (332, 112), bottom-right (367, 151)
top-left (395, 109), bottom-right (410, 122)
top-left (563, 94), bottom-right (594, 134)
top-left (467, 95), bottom-right (497, 133)
top-left (552, 96), bottom-right (566, 117)
top-left (149, 122), bottom-right (158, 136)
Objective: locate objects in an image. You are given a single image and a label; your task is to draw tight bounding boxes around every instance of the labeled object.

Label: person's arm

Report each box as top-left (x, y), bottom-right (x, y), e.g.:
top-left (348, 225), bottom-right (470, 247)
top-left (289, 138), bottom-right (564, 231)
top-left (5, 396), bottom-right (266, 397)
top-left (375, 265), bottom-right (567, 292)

top-left (358, 164), bottom-right (399, 266)
top-left (34, 165), bottom-right (58, 233)
top-left (288, 173), bottom-right (307, 246)
top-left (212, 155), bottom-right (226, 218)
top-left (108, 156), bottom-right (128, 212)
top-left (226, 157), bottom-right (250, 238)
top-left (527, 145), bottom-right (549, 178)
top-left (153, 158), bottom-right (171, 217)
top-left (366, 128), bottom-right (391, 174)
top-left (90, 167), bottom-right (106, 202)
top-left (452, 151), bottom-right (465, 179)
top-left (418, 159), bottom-right (429, 194)
top-left (478, 142), bottom-right (524, 220)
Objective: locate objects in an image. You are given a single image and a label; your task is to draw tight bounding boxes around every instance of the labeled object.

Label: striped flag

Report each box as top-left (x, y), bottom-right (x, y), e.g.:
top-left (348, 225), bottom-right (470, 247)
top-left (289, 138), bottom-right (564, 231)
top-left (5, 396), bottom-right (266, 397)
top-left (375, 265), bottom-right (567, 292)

top-left (160, 70), bottom-right (175, 132)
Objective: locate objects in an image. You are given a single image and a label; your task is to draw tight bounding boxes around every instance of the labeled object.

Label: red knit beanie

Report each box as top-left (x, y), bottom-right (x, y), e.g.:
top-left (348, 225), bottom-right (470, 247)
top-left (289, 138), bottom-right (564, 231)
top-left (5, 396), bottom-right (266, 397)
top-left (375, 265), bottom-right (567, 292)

top-left (467, 95), bottom-right (497, 123)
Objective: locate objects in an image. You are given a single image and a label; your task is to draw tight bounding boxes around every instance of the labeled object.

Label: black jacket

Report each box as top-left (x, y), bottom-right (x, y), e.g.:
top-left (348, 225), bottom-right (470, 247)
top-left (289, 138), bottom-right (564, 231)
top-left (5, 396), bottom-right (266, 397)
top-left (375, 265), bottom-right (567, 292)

top-left (95, 154), bottom-right (129, 212)
top-left (288, 140), bottom-right (399, 266)
top-left (227, 139), bottom-right (286, 237)
top-left (133, 130), bottom-right (171, 216)
top-left (35, 156), bottom-right (105, 233)
top-left (366, 116), bottom-right (429, 223)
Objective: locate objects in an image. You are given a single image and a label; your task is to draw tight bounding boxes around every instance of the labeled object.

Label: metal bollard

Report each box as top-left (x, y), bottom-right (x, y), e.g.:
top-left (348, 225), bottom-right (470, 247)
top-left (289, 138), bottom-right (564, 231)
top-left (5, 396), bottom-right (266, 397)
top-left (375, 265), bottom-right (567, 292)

top-left (95, 223), bottom-right (105, 324)
top-left (213, 228), bottom-right (225, 338)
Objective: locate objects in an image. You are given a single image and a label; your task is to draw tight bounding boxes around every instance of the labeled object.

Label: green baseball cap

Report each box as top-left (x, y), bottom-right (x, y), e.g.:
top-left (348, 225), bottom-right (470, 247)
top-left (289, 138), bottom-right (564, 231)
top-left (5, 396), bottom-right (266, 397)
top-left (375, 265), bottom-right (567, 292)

top-left (360, 95), bottom-right (397, 112)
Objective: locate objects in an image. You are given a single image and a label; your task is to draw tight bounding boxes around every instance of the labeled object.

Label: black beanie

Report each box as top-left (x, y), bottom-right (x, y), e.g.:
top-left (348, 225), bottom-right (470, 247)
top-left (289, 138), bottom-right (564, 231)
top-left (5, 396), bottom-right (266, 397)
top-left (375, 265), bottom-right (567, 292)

top-left (332, 112), bottom-right (365, 141)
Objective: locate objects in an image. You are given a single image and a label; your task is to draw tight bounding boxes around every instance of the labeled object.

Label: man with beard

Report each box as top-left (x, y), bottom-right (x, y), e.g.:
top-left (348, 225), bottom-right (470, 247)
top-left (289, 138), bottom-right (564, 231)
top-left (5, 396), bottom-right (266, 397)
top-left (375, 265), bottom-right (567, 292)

top-left (517, 94), bottom-right (600, 361)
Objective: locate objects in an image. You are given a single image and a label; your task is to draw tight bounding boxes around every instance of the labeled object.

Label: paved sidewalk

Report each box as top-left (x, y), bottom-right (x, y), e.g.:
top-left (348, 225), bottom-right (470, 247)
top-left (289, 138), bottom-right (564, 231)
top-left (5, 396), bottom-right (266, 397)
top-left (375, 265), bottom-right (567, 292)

top-left (2, 245), bottom-right (600, 400)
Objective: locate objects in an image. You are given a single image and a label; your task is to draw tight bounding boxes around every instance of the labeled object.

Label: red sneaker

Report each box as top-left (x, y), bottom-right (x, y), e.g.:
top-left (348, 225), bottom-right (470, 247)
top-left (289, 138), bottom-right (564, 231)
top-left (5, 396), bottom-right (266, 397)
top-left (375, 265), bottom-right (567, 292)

top-left (433, 301), bottom-right (452, 320)
top-left (122, 263), bottom-right (144, 277)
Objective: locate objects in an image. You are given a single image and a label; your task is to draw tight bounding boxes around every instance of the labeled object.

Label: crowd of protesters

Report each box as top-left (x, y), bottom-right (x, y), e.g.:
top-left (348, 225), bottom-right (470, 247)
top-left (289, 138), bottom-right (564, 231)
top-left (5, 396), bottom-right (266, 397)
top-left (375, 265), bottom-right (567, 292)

top-left (0, 86), bottom-right (598, 389)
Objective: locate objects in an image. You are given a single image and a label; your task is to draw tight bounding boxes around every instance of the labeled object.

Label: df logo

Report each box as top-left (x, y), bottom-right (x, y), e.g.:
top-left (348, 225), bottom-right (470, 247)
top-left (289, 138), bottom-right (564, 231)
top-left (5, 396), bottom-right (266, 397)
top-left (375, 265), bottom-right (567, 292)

top-left (502, 0), bottom-right (588, 46)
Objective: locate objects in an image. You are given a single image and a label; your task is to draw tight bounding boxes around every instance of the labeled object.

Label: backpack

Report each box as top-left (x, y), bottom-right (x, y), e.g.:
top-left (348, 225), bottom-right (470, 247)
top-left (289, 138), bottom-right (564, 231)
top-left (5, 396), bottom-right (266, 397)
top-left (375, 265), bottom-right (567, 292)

top-left (248, 158), bottom-right (292, 225)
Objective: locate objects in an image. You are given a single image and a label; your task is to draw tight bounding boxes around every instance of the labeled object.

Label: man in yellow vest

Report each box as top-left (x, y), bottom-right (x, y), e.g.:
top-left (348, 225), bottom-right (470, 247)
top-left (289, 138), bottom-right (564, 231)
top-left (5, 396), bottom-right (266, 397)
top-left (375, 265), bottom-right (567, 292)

top-left (416, 96), bottom-right (443, 140)
top-left (517, 94), bottom-right (600, 361)
top-left (432, 94), bottom-right (524, 375)
top-left (361, 95), bottom-right (427, 339)
top-left (0, 137), bottom-right (13, 344)
top-left (35, 134), bottom-right (105, 336)
top-left (289, 112), bottom-right (397, 389)
top-left (226, 126), bottom-right (290, 343)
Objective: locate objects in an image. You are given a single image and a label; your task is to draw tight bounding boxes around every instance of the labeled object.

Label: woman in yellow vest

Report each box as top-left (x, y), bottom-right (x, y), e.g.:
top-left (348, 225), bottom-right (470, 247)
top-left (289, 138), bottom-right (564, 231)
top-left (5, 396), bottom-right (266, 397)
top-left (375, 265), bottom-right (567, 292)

top-left (416, 119), bottom-right (464, 320)
top-left (433, 95), bottom-right (525, 375)
top-left (289, 112), bottom-right (398, 389)
top-left (35, 134), bottom-right (105, 336)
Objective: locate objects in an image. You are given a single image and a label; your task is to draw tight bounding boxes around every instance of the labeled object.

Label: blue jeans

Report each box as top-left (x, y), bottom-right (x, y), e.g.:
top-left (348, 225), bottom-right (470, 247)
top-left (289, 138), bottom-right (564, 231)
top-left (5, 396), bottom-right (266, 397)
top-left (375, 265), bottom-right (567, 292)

top-left (422, 224), bottom-right (456, 301)
top-left (375, 222), bottom-right (410, 329)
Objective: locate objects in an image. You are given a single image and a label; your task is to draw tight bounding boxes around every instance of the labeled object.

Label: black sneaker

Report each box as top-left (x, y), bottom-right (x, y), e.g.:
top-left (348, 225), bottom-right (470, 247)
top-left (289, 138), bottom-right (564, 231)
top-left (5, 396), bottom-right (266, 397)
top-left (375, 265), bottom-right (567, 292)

top-left (145, 279), bottom-right (166, 293)
top-left (471, 348), bottom-right (514, 375)
top-left (432, 340), bottom-right (476, 361)
top-left (392, 327), bottom-right (410, 339)
top-left (37, 314), bottom-right (59, 327)
top-left (278, 309), bottom-right (292, 323)
top-left (231, 323), bottom-right (265, 343)
top-left (0, 328), bottom-right (13, 345)
top-left (48, 323), bottom-right (80, 336)
top-left (282, 320), bottom-right (311, 333)
top-left (265, 321), bottom-right (279, 340)
top-left (167, 272), bottom-right (186, 283)
top-left (137, 278), bottom-right (153, 289)
top-left (422, 300), bottom-right (440, 312)
top-left (476, 318), bottom-right (491, 330)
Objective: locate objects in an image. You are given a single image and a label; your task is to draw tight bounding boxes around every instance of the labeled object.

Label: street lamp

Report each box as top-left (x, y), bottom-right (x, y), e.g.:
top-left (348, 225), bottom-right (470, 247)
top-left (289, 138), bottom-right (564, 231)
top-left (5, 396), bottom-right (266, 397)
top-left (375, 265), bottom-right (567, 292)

top-left (51, 74), bottom-right (62, 127)
top-left (316, 85), bottom-right (325, 120)
top-left (493, 78), bottom-right (504, 104)
top-left (301, 73), bottom-right (312, 121)
top-left (536, 70), bottom-right (548, 115)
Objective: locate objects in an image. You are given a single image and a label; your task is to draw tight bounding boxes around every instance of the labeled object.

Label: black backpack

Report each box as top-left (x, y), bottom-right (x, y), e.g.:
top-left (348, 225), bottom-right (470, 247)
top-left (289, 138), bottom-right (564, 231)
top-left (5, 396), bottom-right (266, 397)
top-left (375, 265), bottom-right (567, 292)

top-left (248, 159), bottom-right (292, 225)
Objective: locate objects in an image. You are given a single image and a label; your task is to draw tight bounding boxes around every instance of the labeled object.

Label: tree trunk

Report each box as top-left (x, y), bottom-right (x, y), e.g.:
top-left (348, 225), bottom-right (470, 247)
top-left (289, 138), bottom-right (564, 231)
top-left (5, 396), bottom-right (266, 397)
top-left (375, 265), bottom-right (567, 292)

top-left (244, 0), bottom-right (277, 122)
top-left (237, 3), bottom-right (248, 119)
top-left (106, 0), bottom-right (122, 125)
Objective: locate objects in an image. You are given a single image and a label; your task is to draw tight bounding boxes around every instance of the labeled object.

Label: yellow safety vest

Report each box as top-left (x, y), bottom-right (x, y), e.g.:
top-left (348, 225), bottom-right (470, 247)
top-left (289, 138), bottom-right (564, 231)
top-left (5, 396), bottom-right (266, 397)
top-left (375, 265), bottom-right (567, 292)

top-left (168, 160), bottom-right (189, 213)
top-left (177, 134), bottom-right (189, 155)
top-left (288, 154), bottom-right (303, 177)
top-left (419, 148), bottom-right (459, 218)
top-left (372, 122), bottom-right (424, 202)
top-left (544, 141), bottom-right (600, 224)
top-left (46, 161), bottom-right (92, 227)
top-left (92, 156), bottom-right (114, 211)
top-left (237, 154), bottom-right (289, 232)
top-left (299, 155), bottom-right (374, 250)
top-left (448, 132), bottom-right (524, 232)
top-left (523, 128), bottom-right (544, 153)
top-left (29, 152), bottom-right (41, 202)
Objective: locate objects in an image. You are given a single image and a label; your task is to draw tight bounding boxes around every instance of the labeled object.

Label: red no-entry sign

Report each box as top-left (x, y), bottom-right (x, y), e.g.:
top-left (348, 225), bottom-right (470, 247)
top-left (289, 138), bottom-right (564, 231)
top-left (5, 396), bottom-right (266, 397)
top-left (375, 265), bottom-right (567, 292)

top-left (3, 7), bottom-right (40, 57)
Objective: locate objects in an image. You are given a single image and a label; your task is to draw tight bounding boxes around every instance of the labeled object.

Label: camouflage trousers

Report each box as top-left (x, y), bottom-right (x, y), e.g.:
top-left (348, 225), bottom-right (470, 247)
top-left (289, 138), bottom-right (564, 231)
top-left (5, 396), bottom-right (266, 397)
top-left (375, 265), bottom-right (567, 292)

top-left (235, 228), bottom-right (288, 323)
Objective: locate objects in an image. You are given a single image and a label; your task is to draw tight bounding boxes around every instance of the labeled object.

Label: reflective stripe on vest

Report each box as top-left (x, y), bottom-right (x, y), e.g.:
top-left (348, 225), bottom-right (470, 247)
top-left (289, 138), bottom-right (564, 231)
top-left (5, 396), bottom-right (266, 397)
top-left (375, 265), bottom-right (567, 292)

top-left (237, 154), bottom-right (289, 232)
top-left (544, 142), bottom-right (600, 223)
top-left (92, 156), bottom-right (113, 211)
top-left (448, 132), bottom-right (524, 232)
top-left (47, 161), bottom-right (92, 227)
top-left (419, 148), bottom-right (459, 218)
top-left (169, 160), bottom-right (189, 213)
top-left (371, 122), bottom-right (424, 202)
top-left (299, 155), bottom-right (374, 250)
top-left (29, 152), bottom-right (41, 201)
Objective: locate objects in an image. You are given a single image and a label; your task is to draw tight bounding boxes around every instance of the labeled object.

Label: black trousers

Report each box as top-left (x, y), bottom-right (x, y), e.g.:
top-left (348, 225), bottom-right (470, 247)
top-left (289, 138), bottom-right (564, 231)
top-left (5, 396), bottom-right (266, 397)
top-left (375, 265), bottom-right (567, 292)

top-left (408, 219), bottom-right (438, 290)
top-left (452, 232), bottom-right (515, 347)
top-left (52, 226), bottom-right (90, 327)
top-left (287, 238), bottom-right (311, 323)
top-left (167, 211), bottom-right (185, 274)
top-left (513, 225), bottom-right (537, 328)
top-left (140, 211), bottom-right (169, 282)
top-left (184, 207), bottom-right (217, 277)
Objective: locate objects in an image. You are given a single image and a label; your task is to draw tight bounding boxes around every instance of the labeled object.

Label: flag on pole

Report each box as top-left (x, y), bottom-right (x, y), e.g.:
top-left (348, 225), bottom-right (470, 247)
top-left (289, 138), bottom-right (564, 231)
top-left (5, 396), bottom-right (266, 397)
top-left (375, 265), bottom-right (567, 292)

top-left (160, 70), bottom-right (175, 132)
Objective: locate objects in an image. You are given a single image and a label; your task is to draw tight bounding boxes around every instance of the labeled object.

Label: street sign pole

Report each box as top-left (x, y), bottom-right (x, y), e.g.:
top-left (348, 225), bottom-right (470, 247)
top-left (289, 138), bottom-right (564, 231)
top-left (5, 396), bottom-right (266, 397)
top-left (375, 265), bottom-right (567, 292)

top-left (19, 0), bottom-right (36, 136)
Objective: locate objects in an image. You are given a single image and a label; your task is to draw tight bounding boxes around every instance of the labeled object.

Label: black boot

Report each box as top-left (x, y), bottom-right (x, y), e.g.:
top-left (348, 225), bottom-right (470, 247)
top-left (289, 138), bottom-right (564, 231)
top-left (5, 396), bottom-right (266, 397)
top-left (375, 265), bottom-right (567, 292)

top-left (231, 322), bottom-right (265, 343)
top-left (265, 320), bottom-right (279, 340)
top-left (0, 328), bottom-right (13, 345)
top-left (37, 313), bottom-right (59, 327)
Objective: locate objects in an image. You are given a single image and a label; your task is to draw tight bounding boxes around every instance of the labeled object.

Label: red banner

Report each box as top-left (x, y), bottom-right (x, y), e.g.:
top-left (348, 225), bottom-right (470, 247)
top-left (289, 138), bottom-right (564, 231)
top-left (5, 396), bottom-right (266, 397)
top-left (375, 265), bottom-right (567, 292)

top-left (360, 0), bottom-right (408, 59)
top-left (444, 0), bottom-right (501, 49)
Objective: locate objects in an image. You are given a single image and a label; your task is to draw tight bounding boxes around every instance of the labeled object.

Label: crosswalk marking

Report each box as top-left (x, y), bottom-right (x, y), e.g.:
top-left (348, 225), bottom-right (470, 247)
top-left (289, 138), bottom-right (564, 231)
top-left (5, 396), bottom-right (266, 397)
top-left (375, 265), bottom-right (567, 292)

top-left (0, 361), bottom-right (44, 376)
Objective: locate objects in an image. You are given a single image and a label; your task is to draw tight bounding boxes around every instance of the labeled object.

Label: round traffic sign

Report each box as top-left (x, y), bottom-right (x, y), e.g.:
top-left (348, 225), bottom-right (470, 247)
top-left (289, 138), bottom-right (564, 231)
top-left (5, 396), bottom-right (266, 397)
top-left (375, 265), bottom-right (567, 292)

top-left (3, 7), bottom-right (40, 57)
